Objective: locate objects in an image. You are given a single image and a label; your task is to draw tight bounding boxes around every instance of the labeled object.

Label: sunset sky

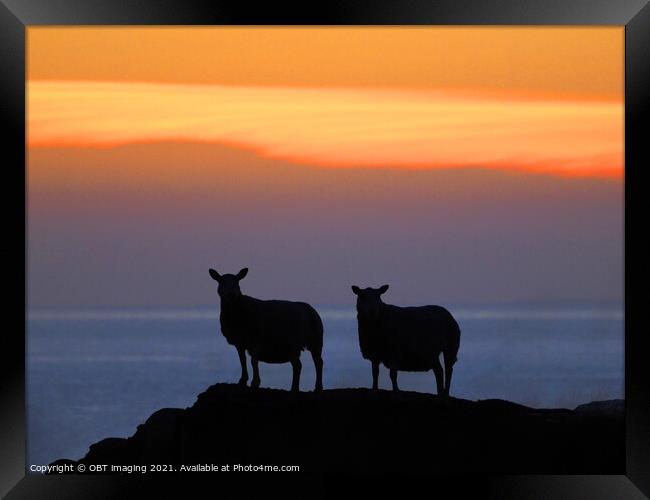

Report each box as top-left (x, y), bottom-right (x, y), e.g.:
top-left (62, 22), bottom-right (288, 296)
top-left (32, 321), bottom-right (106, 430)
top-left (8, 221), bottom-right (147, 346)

top-left (27, 27), bottom-right (624, 308)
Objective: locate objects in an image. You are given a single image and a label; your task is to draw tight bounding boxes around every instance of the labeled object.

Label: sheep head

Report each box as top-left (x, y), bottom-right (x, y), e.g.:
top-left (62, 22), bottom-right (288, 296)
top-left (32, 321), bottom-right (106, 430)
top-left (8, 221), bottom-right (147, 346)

top-left (351, 284), bottom-right (389, 318)
top-left (209, 268), bottom-right (248, 303)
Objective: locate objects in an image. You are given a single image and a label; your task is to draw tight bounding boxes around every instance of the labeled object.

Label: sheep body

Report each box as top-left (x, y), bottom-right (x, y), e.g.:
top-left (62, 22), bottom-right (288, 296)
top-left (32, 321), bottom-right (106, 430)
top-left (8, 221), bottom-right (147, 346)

top-left (210, 267), bottom-right (323, 392)
top-left (221, 296), bottom-right (323, 364)
top-left (359, 304), bottom-right (460, 372)
top-left (353, 284), bottom-right (460, 394)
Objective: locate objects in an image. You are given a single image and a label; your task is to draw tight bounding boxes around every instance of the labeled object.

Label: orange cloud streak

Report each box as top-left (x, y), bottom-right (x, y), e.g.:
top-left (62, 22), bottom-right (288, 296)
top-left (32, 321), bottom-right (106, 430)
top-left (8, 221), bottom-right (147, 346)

top-left (28, 80), bottom-right (623, 178)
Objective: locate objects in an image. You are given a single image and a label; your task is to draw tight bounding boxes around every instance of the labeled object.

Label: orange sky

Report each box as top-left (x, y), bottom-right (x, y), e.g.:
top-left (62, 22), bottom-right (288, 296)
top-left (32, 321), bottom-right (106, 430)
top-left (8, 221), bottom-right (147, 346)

top-left (27, 28), bottom-right (624, 308)
top-left (27, 27), bottom-right (624, 179)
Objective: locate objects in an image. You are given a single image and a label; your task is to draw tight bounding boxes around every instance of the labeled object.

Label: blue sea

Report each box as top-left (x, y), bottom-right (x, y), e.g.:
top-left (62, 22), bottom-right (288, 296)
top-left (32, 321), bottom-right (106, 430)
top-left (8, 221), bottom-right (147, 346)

top-left (27, 305), bottom-right (624, 466)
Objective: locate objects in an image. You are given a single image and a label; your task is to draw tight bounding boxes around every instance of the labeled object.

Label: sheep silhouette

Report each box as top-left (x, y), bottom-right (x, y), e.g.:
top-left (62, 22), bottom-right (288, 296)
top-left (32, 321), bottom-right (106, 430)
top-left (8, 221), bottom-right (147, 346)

top-left (351, 284), bottom-right (461, 395)
top-left (209, 268), bottom-right (324, 392)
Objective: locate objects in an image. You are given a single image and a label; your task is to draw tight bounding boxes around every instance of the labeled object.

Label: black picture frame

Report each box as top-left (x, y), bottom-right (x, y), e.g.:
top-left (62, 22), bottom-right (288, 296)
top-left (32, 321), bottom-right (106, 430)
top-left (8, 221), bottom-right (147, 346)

top-left (1, 0), bottom-right (648, 496)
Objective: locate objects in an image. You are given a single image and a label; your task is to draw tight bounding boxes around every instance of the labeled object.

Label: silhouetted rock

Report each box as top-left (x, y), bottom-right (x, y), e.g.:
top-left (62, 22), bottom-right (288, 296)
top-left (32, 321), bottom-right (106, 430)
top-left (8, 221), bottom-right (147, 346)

top-left (574, 399), bottom-right (624, 416)
top-left (49, 384), bottom-right (624, 474)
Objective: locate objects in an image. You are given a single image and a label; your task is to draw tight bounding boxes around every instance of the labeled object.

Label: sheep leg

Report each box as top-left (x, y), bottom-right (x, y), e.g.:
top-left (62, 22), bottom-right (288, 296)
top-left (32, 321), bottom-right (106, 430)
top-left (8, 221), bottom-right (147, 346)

top-left (237, 347), bottom-right (249, 386)
top-left (432, 356), bottom-right (444, 396)
top-left (311, 351), bottom-right (323, 392)
top-left (290, 357), bottom-right (302, 392)
top-left (389, 368), bottom-right (399, 392)
top-left (251, 356), bottom-right (261, 389)
top-left (371, 361), bottom-right (380, 390)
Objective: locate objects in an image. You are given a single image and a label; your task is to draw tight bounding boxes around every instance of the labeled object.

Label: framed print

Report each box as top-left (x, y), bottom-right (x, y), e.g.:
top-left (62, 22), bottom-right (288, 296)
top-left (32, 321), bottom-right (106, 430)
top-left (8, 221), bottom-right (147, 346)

top-left (1, 0), bottom-right (649, 497)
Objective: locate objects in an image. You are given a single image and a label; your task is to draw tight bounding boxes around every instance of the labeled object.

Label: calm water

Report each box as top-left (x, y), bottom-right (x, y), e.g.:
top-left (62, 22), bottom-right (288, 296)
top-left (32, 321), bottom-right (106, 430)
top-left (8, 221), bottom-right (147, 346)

top-left (27, 305), bottom-right (624, 466)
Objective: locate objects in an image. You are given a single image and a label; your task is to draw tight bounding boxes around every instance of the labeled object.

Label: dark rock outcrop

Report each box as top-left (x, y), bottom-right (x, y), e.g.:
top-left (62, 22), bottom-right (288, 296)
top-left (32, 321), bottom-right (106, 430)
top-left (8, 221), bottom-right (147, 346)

top-left (49, 385), bottom-right (624, 474)
top-left (574, 399), bottom-right (624, 416)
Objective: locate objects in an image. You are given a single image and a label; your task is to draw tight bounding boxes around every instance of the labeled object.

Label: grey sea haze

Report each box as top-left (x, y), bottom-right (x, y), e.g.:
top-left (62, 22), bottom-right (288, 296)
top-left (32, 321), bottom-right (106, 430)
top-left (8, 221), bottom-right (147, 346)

top-left (27, 304), bottom-right (624, 467)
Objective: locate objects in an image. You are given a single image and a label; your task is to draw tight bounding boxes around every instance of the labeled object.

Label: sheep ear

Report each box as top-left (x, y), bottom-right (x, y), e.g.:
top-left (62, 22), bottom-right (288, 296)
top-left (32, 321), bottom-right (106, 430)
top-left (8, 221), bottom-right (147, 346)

top-left (236, 268), bottom-right (249, 281)
top-left (378, 284), bottom-right (389, 294)
top-left (351, 285), bottom-right (360, 295)
top-left (209, 269), bottom-right (221, 282)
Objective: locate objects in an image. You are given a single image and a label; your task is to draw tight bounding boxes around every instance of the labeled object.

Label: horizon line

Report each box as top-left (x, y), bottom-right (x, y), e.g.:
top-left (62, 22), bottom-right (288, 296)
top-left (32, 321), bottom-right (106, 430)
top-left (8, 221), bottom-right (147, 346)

top-left (27, 305), bottom-right (625, 322)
